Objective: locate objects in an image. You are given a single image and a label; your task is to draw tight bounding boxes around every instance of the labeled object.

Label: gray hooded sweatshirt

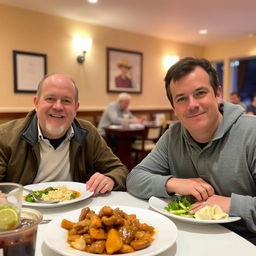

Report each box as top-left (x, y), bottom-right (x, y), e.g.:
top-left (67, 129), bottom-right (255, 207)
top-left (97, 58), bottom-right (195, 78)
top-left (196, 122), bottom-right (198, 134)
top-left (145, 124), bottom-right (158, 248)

top-left (127, 101), bottom-right (256, 235)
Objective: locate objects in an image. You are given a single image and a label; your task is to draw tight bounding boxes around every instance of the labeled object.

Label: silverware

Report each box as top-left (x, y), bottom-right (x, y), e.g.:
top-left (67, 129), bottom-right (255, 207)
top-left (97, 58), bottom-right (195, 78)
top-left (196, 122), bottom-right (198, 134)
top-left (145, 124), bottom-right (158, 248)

top-left (24, 188), bottom-right (60, 204)
top-left (40, 219), bottom-right (51, 224)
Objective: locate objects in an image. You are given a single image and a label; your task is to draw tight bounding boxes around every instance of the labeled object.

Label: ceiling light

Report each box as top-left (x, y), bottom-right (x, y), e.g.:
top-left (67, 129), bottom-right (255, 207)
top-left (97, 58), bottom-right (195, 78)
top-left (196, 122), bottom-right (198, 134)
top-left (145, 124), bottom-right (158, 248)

top-left (88, 0), bottom-right (98, 3)
top-left (199, 29), bottom-right (208, 35)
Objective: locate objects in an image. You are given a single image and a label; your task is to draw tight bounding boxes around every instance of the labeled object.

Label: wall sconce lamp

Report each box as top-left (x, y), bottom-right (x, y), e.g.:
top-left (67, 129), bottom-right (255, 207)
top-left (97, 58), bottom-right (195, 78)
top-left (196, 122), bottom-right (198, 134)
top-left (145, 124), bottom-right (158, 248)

top-left (77, 51), bottom-right (86, 63)
top-left (73, 36), bottom-right (92, 64)
top-left (163, 55), bottom-right (180, 70)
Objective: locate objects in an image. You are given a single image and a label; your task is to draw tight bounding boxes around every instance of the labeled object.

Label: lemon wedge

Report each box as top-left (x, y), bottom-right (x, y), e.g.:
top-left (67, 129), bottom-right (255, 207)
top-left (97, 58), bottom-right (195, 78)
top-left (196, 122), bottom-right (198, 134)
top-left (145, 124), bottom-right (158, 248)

top-left (0, 205), bottom-right (19, 230)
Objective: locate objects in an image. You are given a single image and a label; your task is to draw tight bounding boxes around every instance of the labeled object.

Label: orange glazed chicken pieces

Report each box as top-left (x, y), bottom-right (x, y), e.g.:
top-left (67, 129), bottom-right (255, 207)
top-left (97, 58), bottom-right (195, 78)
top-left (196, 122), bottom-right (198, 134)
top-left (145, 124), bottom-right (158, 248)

top-left (61, 206), bottom-right (155, 254)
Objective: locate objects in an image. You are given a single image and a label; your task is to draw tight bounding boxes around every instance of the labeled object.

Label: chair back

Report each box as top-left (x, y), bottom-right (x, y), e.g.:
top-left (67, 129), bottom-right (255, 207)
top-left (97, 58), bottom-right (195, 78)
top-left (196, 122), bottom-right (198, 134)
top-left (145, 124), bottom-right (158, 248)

top-left (146, 125), bottom-right (162, 141)
top-left (131, 125), bottom-right (162, 164)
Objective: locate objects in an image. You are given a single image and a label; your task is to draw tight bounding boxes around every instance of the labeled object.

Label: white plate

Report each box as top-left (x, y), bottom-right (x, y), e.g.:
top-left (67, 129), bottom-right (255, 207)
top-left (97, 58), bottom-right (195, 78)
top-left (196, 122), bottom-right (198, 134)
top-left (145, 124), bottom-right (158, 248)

top-left (23, 181), bottom-right (93, 208)
top-left (108, 125), bottom-right (122, 129)
top-left (129, 123), bottom-right (145, 129)
top-left (149, 196), bottom-right (241, 224)
top-left (44, 205), bottom-right (177, 256)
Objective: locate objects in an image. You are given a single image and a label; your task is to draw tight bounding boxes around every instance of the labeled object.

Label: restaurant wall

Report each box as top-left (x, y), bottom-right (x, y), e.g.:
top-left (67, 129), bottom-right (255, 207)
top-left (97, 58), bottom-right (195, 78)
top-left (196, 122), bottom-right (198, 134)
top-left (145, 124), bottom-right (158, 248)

top-left (204, 38), bottom-right (256, 100)
top-left (0, 4), bottom-right (203, 113)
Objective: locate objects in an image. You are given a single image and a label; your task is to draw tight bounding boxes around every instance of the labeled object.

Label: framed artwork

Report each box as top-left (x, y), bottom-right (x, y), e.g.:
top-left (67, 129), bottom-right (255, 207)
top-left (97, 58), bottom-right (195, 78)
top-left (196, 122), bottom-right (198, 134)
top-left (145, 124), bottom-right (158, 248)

top-left (13, 50), bottom-right (47, 93)
top-left (107, 47), bottom-right (143, 93)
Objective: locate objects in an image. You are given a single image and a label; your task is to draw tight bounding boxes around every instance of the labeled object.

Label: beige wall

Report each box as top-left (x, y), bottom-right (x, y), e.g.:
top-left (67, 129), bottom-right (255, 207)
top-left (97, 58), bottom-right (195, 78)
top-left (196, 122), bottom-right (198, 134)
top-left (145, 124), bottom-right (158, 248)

top-left (3, 4), bottom-right (255, 110)
top-left (0, 4), bottom-right (204, 112)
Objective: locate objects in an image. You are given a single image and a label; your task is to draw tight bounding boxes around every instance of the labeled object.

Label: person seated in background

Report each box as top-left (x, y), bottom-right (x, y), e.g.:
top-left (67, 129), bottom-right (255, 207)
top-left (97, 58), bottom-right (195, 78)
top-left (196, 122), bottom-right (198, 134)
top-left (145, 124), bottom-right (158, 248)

top-left (229, 92), bottom-right (246, 109)
top-left (97, 92), bottom-right (144, 137)
top-left (127, 57), bottom-right (256, 244)
top-left (246, 92), bottom-right (256, 115)
top-left (0, 73), bottom-right (128, 194)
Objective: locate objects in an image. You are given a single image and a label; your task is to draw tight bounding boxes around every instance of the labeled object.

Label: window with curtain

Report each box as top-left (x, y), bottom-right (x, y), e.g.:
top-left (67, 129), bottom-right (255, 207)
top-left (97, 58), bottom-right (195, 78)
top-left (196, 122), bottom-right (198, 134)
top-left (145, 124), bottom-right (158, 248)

top-left (230, 57), bottom-right (256, 105)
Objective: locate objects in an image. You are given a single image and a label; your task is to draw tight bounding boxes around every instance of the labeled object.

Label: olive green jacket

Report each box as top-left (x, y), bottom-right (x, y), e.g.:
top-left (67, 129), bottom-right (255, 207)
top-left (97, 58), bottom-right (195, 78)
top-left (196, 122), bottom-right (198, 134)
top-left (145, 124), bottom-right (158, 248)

top-left (0, 111), bottom-right (128, 190)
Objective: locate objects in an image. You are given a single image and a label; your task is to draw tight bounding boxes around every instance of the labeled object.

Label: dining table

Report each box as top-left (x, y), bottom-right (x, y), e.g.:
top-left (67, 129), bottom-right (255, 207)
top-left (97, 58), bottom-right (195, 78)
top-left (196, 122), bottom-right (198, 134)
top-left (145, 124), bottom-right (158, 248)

top-left (35, 191), bottom-right (256, 256)
top-left (104, 124), bottom-right (145, 170)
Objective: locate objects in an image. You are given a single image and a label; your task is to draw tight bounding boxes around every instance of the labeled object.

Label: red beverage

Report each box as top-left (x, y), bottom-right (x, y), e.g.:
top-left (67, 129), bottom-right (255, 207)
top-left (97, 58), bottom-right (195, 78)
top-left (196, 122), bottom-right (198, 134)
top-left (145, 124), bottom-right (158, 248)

top-left (0, 209), bottom-right (42, 256)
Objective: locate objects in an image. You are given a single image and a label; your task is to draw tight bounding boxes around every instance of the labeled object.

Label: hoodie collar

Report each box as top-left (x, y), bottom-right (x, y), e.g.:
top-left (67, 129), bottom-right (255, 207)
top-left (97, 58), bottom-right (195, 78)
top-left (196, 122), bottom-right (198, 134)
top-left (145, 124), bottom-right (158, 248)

top-left (213, 100), bottom-right (245, 140)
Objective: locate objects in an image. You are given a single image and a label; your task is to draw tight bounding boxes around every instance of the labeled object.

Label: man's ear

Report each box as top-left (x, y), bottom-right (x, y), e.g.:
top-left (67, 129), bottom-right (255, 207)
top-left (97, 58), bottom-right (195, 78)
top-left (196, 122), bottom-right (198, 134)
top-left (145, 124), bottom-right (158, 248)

top-left (33, 96), bottom-right (39, 110)
top-left (216, 86), bottom-right (223, 104)
top-left (73, 102), bottom-right (80, 117)
top-left (75, 102), bottom-right (80, 112)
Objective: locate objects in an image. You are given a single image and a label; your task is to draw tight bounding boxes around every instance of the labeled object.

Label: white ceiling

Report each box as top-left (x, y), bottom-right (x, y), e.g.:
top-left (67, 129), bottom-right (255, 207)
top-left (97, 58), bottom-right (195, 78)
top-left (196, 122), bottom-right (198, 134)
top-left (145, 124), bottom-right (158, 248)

top-left (1, 0), bottom-right (256, 46)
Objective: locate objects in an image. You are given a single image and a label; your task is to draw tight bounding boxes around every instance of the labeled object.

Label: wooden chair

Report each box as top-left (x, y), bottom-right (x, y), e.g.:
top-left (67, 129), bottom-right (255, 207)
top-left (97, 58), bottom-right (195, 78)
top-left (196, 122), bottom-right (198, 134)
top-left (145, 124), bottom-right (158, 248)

top-left (161, 120), bottom-right (179, 135)
top-left (131, 125), bottom-right (162, 164)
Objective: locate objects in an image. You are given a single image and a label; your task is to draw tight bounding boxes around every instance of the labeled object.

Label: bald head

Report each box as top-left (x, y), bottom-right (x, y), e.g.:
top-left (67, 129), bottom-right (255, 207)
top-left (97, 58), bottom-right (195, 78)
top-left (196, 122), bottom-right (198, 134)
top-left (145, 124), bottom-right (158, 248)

top-left (37, 73), bottom-right (79, 102)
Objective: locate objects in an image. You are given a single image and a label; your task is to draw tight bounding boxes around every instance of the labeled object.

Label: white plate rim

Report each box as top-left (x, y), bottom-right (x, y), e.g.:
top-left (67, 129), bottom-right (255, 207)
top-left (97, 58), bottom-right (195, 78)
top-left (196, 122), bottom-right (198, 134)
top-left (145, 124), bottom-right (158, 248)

top-left (108, 125), bottom-right (123, 129)
top-left (22, 181), bottom-right (93, 208)
top-left (148, 196), bottom-right (241, 224)
top-left (44, 205), bottom-right (177, 256)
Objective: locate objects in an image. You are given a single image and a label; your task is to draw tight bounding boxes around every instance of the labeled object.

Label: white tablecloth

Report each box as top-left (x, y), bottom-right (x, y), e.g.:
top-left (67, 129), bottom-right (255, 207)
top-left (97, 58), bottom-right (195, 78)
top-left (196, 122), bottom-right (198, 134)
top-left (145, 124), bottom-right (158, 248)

top-left (35, 191), bottom-right (256, 256)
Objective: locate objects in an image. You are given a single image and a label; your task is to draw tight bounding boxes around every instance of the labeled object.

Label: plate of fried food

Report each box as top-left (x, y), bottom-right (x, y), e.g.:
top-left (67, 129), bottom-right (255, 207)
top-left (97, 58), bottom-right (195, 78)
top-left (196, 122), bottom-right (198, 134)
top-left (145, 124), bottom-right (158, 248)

top-left (149, 196), bottom-right (241, 224)
top-left (44, 205), bottom-right (177, 256)
top-left (23, 181), bottom-right (93, 208)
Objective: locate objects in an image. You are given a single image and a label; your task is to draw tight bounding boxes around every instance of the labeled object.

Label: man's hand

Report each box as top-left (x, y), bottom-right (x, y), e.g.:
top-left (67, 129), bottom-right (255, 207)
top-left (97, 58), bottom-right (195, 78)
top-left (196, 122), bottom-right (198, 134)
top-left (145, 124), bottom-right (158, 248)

top-left (131, 118), bottom-right (144, 124)
top-left (166, 177), bottom-right (215, 201)
top-left (86, 172), bottom-right (114, 195)
top-left (190, 194), bottom-right (231, 214)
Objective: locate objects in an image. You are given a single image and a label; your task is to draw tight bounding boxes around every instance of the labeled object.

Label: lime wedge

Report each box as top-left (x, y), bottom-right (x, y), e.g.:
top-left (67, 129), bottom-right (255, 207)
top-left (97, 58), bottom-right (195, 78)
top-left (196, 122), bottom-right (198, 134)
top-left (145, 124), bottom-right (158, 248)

top-left (0, 205), bottom-right (19, 230)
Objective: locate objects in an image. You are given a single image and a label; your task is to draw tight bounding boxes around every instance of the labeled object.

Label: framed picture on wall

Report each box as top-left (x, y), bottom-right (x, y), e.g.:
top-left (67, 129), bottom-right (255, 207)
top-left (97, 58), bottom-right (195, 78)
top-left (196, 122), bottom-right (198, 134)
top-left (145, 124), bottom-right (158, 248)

top-left (13, 50), bottom-right (47, 93)
top-left (107, 47), bottom-right (143, 93)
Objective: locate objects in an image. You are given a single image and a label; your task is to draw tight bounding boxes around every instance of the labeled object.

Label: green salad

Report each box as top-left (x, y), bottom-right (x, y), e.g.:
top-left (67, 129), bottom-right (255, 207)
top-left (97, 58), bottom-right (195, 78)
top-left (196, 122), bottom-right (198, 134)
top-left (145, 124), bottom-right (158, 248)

top-left (164, 196), bottom-right (196, 218)
top-left (24, 187), bottom-right (57, 202)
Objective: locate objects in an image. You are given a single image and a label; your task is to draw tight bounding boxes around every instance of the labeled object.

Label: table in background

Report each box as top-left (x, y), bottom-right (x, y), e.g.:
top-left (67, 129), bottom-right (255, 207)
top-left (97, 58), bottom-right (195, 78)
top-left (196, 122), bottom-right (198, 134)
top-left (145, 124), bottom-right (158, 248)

top-left (104, 125), bottom-right (144, 170)
top-left (35, 192), bottom-right (256, 256)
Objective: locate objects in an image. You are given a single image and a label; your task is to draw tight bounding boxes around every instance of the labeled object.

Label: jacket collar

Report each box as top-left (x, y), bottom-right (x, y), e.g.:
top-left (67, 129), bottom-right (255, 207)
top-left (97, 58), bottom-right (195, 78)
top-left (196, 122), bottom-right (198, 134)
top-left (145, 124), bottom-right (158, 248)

top-left (22, 110), bottom-right (88, 146)
top-left (71, 118), bottom-right (88, 143)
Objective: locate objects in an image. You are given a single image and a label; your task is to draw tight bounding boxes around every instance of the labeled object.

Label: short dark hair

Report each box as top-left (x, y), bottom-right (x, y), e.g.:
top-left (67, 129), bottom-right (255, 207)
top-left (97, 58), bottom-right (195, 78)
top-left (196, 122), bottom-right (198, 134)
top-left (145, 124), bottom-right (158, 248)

top-left (164, 57), bottom-right (219, 106)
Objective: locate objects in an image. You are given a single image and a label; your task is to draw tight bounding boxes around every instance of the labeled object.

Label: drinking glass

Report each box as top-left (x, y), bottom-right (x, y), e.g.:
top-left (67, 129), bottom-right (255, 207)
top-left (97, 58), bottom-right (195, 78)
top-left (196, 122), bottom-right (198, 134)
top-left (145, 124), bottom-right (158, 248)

top-left (0, 207), bottom-right (43, 256)
top-left (0, 183), bottom-right (23, 231)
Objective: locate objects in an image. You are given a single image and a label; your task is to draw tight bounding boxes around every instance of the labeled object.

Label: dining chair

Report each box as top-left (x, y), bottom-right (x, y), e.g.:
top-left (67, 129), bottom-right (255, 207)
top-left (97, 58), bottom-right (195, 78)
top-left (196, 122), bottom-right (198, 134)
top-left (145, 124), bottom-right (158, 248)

top-left (131, 125), bottom-right (162, 164)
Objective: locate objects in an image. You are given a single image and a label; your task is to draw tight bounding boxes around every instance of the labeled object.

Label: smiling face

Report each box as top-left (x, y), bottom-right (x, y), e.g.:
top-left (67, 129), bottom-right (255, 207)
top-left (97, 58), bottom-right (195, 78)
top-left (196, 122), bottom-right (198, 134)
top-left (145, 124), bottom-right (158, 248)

top-left (34, 74), bottom-right (79, 139)
top-left (118, 99), bottom-right (130, 110)
top-left (230, 94), bottom-right (240, 104)
top-left (119, 66), bottom-right (130, 76)
top-left (170, 66), bottom-right (223, 142)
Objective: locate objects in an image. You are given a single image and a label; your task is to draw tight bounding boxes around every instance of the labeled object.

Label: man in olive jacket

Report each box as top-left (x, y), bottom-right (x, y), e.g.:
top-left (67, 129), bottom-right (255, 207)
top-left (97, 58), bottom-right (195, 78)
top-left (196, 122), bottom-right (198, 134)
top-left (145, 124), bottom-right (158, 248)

top-left (0, 73), bottom-right (128, 193)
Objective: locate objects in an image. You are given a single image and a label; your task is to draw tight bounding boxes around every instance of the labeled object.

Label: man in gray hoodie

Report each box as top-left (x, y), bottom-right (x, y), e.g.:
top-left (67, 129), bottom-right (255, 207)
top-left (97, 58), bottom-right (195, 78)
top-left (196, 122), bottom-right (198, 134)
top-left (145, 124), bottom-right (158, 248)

top-left (127, 57), bottom-right (256, 243)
